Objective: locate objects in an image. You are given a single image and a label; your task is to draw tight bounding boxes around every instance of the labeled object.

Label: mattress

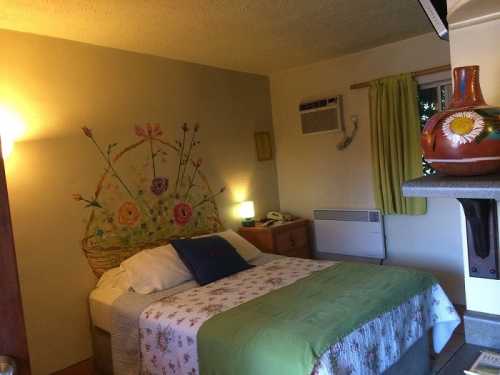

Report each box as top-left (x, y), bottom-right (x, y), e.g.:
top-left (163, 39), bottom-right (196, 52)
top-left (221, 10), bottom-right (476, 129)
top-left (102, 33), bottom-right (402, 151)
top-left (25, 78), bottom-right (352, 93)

top-left (89, 287), bottom-right (125, 332)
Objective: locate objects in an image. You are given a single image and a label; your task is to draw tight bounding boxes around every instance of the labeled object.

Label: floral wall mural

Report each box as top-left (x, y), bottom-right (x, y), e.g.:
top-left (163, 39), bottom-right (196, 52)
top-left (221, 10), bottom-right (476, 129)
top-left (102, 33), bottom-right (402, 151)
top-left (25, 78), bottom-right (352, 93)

top-left (74, 123), bottom-right (225, 276)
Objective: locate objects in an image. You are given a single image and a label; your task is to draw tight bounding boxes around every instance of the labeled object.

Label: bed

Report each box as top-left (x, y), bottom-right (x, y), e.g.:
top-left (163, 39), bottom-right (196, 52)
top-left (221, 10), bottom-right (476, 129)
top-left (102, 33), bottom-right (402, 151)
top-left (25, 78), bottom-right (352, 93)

top-left (77, 125), bottom-right (459, 374)
top-left (89, 250), bottom-right (459, 375)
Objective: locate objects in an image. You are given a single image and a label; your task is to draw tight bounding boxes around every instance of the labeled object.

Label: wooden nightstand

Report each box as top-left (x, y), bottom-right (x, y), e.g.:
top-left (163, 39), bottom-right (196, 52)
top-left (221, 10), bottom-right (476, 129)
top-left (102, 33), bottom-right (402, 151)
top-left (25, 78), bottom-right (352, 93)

top-left (238, 219), bottom-right (312, 259)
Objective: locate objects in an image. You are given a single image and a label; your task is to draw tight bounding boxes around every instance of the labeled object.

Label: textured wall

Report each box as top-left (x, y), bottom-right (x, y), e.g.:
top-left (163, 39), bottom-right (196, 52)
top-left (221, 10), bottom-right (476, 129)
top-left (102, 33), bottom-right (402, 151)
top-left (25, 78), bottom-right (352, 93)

top-left (270, 33), bottom-right (465, 303)
top-left (1, 29), bottom-right (279, 374)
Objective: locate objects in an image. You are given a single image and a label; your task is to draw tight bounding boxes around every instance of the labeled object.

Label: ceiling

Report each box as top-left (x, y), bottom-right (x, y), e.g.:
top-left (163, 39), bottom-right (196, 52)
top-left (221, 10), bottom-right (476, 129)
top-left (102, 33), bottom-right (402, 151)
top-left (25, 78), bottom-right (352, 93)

top-left (0, 0), bottom-right (432, 74)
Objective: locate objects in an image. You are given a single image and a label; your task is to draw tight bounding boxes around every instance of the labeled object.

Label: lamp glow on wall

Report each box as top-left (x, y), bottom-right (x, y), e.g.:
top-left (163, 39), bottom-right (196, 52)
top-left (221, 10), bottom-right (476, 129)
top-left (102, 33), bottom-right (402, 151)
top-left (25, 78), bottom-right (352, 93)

top-left (0, 106), bottom-right (25, 159)
top-left (238, 200), bottom-right (255, 227)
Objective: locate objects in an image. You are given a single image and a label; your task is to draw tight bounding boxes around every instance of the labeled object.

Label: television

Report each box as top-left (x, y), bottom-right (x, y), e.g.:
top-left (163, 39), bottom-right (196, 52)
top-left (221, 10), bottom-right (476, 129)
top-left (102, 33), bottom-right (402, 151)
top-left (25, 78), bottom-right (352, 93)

top-left (418, 0), bottom-right (448, 41)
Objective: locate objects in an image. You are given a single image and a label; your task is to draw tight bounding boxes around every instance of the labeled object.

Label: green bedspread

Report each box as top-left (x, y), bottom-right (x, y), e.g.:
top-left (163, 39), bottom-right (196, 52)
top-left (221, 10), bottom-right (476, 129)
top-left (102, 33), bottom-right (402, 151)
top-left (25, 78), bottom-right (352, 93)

top-left (198, 262), bottom-right (437, 375)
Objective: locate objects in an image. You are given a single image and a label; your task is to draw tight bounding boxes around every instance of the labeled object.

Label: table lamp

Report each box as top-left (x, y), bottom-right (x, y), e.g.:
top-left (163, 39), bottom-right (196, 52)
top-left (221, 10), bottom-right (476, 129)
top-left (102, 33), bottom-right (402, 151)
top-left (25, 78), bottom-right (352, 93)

top-left (239, 201), bottom-right (255, 227)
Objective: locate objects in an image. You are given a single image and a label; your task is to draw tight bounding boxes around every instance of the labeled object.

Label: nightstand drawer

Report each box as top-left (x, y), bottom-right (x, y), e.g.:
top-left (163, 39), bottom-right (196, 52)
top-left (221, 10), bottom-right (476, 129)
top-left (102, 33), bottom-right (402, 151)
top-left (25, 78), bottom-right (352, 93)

top-left (275, 226), bottom-right (308, 254)
top-left (238, 218), bottom-right (312, 259)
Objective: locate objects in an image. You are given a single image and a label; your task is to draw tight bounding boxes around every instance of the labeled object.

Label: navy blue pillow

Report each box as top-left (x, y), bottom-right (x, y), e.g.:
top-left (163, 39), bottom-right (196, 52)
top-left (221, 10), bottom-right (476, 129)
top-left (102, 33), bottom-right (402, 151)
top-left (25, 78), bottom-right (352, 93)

top-left (171, 236), bottom-right (253, 285)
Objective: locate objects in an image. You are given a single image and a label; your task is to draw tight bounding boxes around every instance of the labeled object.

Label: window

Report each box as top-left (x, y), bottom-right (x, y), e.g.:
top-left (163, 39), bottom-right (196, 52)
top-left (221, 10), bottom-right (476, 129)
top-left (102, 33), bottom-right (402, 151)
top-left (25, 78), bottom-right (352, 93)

top-left (418, 80), bottom-right (452, 175)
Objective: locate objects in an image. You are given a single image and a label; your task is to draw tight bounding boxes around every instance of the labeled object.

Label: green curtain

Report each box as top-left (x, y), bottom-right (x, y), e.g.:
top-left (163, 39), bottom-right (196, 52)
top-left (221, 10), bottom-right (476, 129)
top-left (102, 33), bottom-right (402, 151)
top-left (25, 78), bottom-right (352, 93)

top-left (369, 73), bottom-right (426, 215)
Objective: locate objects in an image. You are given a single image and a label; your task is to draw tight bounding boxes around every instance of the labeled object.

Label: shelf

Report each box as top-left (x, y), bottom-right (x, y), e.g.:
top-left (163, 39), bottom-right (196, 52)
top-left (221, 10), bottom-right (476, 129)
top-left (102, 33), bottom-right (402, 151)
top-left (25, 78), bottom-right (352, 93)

top-left (402, 174), bottom-right (500, 200)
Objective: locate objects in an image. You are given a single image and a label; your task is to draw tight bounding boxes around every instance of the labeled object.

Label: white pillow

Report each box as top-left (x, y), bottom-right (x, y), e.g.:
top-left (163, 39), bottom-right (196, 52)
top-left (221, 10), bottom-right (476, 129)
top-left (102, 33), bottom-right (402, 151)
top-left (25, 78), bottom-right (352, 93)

top-left (121, 244), bottom-right (192, 294)
top-left (197, 229), bottom-right (262, 261)
top-left (96, 266), bottom-right (131, 292)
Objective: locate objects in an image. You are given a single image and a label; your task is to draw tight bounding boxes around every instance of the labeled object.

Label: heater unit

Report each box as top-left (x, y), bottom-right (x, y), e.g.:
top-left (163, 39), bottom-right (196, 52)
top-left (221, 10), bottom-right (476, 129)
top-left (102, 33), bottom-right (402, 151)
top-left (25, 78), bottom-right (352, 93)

top-left (313, 208), bottom-right (386, 260)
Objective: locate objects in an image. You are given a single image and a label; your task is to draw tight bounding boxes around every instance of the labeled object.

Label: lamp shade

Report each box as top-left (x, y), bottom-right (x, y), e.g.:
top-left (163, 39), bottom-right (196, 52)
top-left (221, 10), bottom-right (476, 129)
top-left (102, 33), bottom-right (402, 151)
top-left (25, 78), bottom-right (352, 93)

top-left (238, 201), bottom-right (255, 219)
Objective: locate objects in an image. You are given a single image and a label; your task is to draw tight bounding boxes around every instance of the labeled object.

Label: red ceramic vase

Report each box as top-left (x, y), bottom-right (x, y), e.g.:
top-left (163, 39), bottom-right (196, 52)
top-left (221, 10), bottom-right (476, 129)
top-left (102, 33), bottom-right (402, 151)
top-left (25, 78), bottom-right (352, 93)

top-left (422, 65), bottom-right (500, 176)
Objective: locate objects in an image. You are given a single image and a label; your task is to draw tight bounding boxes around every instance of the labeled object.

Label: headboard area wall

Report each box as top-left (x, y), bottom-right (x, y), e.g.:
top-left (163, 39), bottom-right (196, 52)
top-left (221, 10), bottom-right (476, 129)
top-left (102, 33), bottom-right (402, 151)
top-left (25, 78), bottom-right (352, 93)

top-left (75, 123), bottom-right (225, 277)
top-left (2, 29), bottom-right (280, 374)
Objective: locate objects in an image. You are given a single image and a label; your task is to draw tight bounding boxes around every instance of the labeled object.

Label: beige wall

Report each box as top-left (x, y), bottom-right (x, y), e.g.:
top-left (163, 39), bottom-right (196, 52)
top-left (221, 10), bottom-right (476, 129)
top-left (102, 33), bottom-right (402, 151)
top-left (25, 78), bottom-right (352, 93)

top-left (449, 19), bottom-right (500, 103)
top-left (270, 32), bottom-right (450, 214)
top-left (270, 33), bottom-right (466, 303)
top-left (0, 29), bottom-right (279, 374)
top-left (448, 8), bottom-right (500, 314)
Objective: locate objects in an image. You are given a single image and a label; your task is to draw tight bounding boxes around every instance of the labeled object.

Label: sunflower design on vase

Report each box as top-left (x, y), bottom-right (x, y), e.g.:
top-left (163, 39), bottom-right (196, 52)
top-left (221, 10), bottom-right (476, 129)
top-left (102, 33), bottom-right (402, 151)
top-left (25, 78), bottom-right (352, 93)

top-left (422, 65), bottom-right (500, 176)
top-left (74, 122), bottom-right (224, 277)
top-left (441, 111), bottom-right (485, 145)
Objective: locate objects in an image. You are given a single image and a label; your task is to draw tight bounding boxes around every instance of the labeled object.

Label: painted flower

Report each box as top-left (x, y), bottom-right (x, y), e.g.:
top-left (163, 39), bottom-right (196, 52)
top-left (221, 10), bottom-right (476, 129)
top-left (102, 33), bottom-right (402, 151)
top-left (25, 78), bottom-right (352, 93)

top-left (118, 201), bottom-right (141, 227)
top-left (442, 111), bottom-right (485, 144)
top-left (81, 126), bottom-right (93, 138)
top-left (150, 176), bottom-right (169, 196)
top-left (135, 123), bottom-right (162, 139)
top-left (73, 193), bottom-right (102, 208)
top-left (192, 158), bottom-right (203, 168)
top-left (173, 202), bottom-right (193, 226)
top-left (72, 193), bottom-right (83, 201)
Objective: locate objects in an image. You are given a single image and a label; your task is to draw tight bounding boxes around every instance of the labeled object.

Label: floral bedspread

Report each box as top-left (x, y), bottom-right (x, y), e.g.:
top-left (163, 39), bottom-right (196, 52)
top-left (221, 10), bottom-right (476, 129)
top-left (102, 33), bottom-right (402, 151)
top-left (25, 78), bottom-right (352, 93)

top-left (312, 283), bottom-right (459, 374)
top-left (139, 257), bottom-right (334, 374)
top-left (139, 258), bottom-right (459, 375)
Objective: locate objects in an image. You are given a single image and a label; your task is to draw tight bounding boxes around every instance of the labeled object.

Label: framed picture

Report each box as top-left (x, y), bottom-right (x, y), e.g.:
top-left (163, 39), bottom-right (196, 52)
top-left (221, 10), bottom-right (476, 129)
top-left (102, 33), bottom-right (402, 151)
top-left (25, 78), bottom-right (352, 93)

top-left (254, 131), bottom-right (273, 161)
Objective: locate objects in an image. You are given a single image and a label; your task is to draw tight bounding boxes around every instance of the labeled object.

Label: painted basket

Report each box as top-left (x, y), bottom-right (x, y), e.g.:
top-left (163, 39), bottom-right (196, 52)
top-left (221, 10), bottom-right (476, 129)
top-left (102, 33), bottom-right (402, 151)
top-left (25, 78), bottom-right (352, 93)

top-left (76, 124), bottom-right (224, 277)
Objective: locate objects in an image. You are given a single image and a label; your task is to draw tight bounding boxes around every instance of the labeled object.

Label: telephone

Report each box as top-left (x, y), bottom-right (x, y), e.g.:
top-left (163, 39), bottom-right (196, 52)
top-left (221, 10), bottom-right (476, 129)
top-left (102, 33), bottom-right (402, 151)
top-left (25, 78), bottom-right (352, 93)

top-left (266, 211), bottom-right (293, 222)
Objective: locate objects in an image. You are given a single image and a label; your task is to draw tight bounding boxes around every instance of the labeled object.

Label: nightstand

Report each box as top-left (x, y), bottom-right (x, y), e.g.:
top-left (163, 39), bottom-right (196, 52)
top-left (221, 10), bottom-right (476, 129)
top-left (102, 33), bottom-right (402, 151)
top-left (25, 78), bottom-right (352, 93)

top-left (238, 219), bottom-right (312, 259)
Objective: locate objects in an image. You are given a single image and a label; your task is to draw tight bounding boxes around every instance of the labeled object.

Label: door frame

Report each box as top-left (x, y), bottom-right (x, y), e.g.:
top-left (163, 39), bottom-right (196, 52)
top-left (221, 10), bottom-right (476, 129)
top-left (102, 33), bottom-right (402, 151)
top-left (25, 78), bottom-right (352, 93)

top-left (0, 139), bottom-right (30, 374)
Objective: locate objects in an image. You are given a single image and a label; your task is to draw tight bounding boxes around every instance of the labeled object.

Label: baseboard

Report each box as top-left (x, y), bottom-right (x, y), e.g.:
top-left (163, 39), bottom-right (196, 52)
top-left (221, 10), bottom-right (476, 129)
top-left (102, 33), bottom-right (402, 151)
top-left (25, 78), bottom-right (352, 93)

top-left (464, 310), bottom-right (500, 349)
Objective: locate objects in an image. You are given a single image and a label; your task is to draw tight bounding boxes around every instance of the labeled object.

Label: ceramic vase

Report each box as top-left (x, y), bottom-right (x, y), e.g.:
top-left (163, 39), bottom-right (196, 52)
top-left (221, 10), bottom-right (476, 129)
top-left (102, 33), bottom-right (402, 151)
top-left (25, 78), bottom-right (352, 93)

top-left (421, 65), bottom-right (500, 176)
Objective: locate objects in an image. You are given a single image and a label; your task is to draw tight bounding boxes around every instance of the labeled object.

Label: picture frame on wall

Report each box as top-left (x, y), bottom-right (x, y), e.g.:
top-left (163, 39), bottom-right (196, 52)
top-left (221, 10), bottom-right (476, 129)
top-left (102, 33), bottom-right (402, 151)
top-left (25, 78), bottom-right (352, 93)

top-left (254, 131), bottom-right (273, 161)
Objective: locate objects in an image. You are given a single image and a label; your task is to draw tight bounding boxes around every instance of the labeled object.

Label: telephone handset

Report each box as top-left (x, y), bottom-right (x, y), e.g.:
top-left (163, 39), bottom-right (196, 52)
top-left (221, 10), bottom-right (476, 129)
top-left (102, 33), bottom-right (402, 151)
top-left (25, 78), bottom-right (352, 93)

top-left (266, 211), bottom-right (293, 222)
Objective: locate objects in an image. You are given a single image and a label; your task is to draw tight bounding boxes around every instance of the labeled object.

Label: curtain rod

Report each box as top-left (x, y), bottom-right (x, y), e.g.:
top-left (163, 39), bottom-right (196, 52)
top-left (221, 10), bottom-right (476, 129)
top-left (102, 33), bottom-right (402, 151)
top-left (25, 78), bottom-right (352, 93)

top-left (349, 64), bottom-right (451, 90)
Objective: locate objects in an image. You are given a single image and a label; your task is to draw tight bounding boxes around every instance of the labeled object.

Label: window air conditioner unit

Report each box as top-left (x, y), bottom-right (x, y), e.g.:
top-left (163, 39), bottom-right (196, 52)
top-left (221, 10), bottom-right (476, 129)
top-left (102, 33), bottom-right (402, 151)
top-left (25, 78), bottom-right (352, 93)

top-left (299, 95), bottom-right (344, 135)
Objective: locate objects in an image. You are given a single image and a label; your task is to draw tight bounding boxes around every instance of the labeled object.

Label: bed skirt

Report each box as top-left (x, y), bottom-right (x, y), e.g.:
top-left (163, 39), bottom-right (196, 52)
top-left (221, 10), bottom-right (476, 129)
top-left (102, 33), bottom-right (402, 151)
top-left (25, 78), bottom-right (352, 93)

top-left (92, 326), bottom-right (113, 375)
top-left (91, 325), bottom-right (430, 375)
